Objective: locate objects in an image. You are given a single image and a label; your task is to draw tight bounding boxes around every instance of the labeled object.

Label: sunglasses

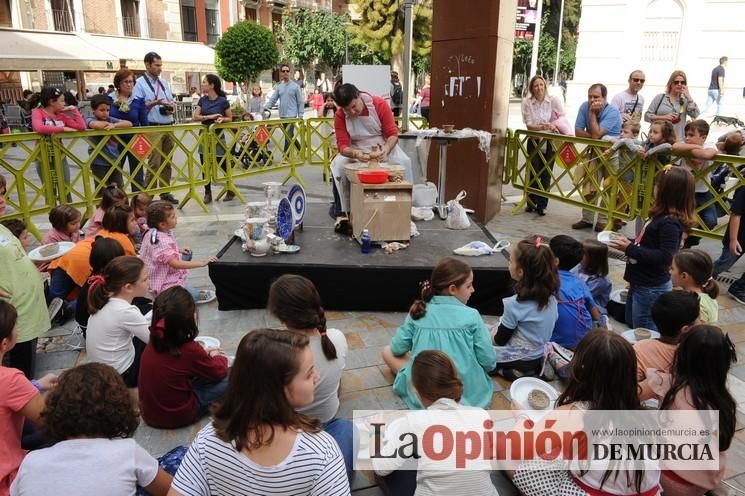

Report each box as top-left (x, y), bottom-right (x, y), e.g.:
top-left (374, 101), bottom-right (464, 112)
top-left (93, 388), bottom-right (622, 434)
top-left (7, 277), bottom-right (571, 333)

top-left (632, 78), bottom-right (645, 83)
top-left (673, 80), bottom-right (686, 85)
top-left (280, 69), bottom-right (290, 73)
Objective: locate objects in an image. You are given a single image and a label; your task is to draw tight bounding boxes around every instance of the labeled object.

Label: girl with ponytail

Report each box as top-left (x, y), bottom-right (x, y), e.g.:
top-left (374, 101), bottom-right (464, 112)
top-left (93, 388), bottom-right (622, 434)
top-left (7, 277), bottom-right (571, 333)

top-left (671, 249), bottom-right (720, 323)
top-left (85, 256), bottom-right (151, 387)
top-left (267, 274), bottom-right (354, 481)
top-left (382, 257), bottom-right (496, 409)
top-left (138, 286), bottom-right (229, 429)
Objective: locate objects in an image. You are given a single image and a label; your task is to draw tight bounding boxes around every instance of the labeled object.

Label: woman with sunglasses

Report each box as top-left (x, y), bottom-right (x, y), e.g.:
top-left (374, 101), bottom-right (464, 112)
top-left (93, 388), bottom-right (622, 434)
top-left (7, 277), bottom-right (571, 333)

top-left (645, 70), bottom-right (700, 140)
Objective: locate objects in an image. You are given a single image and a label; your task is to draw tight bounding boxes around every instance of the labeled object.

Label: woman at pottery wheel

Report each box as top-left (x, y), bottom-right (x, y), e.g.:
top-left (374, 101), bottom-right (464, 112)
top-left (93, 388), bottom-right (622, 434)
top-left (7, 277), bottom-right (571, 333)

top-left (329, 83), bottom-right (413, 231)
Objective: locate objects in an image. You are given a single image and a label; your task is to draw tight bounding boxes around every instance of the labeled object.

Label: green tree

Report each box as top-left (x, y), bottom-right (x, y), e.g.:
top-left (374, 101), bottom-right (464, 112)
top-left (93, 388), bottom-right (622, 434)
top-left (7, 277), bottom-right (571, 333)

top-left (349, 0), bottom-right (432, 73)
top-left (215, 21), bottom-right (279, 84)
top-left (275, 8), bottom-right (349, 72)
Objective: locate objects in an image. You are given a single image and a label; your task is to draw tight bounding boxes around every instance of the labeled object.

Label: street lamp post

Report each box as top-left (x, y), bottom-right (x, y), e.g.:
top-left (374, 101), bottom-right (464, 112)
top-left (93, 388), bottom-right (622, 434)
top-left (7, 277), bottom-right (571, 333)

top-left (401, 0), bottom-right (416, 131)
top-left (553, 0), bottom-right (565, 85)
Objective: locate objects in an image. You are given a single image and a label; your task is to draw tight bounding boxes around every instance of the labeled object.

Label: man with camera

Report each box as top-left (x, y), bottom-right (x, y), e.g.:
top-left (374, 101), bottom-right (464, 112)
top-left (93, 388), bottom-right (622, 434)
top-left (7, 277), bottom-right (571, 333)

top-left (133, 51), bottom-right (179, 204)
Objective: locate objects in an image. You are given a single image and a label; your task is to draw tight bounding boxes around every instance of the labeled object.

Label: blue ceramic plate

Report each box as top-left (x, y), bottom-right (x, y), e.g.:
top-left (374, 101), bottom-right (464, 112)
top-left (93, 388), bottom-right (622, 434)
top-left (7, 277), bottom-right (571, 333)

top-left (277, 197), bottom-right (294, 241)
top-left (288, 183), bottom-right (306, 227)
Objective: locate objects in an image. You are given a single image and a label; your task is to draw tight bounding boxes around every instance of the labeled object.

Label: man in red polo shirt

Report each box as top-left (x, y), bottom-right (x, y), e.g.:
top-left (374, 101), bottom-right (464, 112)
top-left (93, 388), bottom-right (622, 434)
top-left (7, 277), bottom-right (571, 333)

top-left (330, 84), bottom-right (413, 229)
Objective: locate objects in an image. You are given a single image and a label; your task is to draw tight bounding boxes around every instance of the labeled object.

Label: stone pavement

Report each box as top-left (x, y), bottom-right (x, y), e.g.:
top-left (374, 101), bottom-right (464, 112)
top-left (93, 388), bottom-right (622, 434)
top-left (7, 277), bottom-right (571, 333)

top-left (31, 164), bottom-right (745, 495)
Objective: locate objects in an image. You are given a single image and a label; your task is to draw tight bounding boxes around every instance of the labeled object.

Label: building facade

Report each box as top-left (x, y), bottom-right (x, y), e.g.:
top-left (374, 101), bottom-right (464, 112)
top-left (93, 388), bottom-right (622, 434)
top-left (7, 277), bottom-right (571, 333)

top-left (567, 0), bottom-right (745, 119)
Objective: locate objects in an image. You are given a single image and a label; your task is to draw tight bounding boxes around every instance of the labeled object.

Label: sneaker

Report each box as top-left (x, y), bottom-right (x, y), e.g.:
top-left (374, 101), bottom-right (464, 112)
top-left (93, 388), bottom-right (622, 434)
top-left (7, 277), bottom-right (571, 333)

top-left (48, 297), bottom-right (63, 321)
top-left (334, 215), bottom-right (351, 234)
top-left (160, 193), bottom-right (179, 205)
top-left (571, 220), bottom-right (593, 230)
top-left (53, 303), bottom-right (73, 325)
top-left (729, 289), bottom-right (745, 305)
top-left (196, 290), bottom-right (216, 305)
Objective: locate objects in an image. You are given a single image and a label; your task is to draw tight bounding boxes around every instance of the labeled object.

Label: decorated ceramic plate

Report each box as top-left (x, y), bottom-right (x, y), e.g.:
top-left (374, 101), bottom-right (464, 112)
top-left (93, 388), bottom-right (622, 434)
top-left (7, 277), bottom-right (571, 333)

top-left (28, 241), bottom-right (75, 262)
top-left (195, 336), bottom-right (221, 349)
top-left (277, 244), bottom-right (300, 254)
top-left (288, 183), bottom-right (306, 227)
top-left (276, 197), bottom-right (294, 241)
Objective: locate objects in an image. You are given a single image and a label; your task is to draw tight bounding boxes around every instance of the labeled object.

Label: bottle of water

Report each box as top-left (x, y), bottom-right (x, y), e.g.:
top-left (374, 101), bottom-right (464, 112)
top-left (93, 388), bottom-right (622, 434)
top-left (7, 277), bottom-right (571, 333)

top-left (361, 229), bottom-right (371, 254)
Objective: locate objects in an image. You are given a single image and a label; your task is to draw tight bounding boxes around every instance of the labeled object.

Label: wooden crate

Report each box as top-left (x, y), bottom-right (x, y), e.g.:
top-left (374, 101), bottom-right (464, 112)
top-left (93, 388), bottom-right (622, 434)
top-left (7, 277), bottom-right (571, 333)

top-left (350, 182), bottom-right (412, 242)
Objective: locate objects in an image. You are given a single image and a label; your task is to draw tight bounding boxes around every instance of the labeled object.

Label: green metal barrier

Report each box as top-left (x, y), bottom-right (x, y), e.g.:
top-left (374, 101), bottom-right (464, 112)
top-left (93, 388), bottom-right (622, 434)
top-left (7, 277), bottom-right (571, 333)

top-left (508, 129), bottom-right (745, 240)
top-left (0, 132), bottom-right (55, 239)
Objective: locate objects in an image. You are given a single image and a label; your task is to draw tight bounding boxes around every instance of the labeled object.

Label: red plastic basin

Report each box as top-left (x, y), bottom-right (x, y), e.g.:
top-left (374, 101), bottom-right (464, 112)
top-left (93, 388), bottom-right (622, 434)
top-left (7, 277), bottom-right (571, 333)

top-left (358, 170), bottom-right (389, 184)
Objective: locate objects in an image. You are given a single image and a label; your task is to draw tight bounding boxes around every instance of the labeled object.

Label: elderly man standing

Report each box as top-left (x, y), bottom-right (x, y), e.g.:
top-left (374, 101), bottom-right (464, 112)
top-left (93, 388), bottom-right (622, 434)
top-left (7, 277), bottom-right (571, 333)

top-left (329, 83), bottom-right (412, 230)
top-left (572, 83), bottom-right (622, 231)
top-left (263, 63), bottom-right (305, 160)
top-left (611, 70), bottom-right (645, 124)
top-left (133, 51), bottom-right (178, 204)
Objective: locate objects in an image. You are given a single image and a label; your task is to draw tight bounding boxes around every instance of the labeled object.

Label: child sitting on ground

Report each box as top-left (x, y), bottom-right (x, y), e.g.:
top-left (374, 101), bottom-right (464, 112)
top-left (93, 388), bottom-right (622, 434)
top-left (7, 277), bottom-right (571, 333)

top-left (139, 201), bottom-right (217, 303)
top-left (9, 362), bottom-right (172, 495)
top-left (138, 286), bottom-right (229, 429)
top-left (570, 239), bottom-right (612, 313)
top-left (635, 289), bottom-right (700, 401)
top-left (672, 249), bottom-right (719, 323)
top-left (130, 192), bottom-right (151, 250)
top-left (1, 220), bottom-right (30, 251)
top-left (550, 235), bottom-right (602, 349)
top-left (653, 325), bottom-right (737, 496)
top-left (86, 256), bottom-right (151, 387)
top-left (44, 205), bottom-right (81, 244)
top-left (672, 119), bottom-right (719, 247)
top-left (491, 236), bottom-right (559, 380)
top-left (74, 237), bottom-right (126, 331)
top-left (84, 184), bottom-right (128, 238)
top-left (383, 258), bottom-right (496, 408)
top-left (85, 94), bottom-right (132, 190)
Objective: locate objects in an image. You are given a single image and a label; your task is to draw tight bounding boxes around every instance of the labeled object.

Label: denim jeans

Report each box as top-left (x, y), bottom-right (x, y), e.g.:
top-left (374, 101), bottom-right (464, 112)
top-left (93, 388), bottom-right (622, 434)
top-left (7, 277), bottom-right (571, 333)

top-left (49, 268), bottom-right (77, 311)
top-left (193, 374), bottom-right (229, 417)
top-left (705, 89), bottom-right (722, 116)
top-left (686, 192), bottom-right (718, 246)
top-left (322, 417), bottom-right (358, 483)
top-left (625, 281), bottom-right (672, 331)
top-left (713, 244), bottom-right (742, 276)
top-left (526, 138), bottom-right (554, 211)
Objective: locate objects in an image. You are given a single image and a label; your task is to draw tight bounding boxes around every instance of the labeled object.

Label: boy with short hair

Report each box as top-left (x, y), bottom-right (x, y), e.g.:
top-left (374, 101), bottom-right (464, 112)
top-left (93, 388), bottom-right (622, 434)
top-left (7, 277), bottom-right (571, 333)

top-left (1, 219), bottom-right (30, 251)
top-left (601, 120), bottom-right (644, 229)
top-left (635, 290), bottom-right (700, 400)
top-left (86, 94), bottom-right (132, 189)
top-left (549, 235), bottom-right (603, 349)
top-left (672, 119), bottom-right (718, 247)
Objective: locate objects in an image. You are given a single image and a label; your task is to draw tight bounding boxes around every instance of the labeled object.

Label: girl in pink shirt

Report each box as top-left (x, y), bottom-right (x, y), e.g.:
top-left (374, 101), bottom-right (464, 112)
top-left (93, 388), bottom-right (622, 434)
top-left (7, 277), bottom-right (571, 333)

top-left (31, 87), bottom-right (86, 202)
top-left (43, 205), bottom-right (82, 245)
top-left (85, 185), bottom-right (127, 238)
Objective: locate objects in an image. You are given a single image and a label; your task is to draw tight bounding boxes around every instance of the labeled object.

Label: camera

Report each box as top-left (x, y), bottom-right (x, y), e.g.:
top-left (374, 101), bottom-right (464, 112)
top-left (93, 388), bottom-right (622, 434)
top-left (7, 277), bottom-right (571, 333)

top-left (159, 105), bottom-right (174, 116)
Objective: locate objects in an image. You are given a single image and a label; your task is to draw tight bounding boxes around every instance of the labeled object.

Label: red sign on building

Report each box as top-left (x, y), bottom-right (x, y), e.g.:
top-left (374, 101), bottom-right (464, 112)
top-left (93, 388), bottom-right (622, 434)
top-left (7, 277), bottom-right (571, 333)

top-left (131, 135), bottom-right (152, 160)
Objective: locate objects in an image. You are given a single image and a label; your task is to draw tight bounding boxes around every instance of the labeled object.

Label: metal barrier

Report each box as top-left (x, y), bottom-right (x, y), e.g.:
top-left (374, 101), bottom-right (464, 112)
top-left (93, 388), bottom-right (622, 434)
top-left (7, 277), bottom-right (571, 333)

top-left (209, 118), bottom-right (306, 202)
top-left (508, 129), bottom-right (745, 240)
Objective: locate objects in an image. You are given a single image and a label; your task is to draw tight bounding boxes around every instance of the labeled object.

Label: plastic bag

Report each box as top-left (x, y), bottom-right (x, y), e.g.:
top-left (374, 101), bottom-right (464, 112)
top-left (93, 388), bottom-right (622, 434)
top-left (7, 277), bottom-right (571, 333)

top-left (411, 206), bottom-right (434, 221)
top-left (413, 182), bottom-right (438, 207)
top-left (453, 240), bottom-right (511, 257)
top-left (445, 190), bottom-right (470, 229)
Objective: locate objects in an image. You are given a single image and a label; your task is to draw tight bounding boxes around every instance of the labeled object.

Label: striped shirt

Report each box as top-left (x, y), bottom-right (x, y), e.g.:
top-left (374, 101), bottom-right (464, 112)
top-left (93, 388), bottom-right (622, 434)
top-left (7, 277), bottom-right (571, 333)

top-left (171, 423), bottom-right (350, 496)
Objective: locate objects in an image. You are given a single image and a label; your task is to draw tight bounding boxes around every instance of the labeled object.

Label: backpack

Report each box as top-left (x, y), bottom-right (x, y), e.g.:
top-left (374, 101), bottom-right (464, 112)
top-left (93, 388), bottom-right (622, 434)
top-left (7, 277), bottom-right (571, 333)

top-left (391, 82), bottom-right (403, 105)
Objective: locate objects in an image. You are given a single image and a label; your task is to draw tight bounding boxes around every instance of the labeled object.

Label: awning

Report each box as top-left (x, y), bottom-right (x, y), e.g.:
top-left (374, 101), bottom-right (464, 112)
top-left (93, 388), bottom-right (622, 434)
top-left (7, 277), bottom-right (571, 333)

top-left (86, 34), bottom-right (217, 73)
top-left (0, 28), bottom-right (216, 73)
top-left (0, 28), bottom-right (118, 71)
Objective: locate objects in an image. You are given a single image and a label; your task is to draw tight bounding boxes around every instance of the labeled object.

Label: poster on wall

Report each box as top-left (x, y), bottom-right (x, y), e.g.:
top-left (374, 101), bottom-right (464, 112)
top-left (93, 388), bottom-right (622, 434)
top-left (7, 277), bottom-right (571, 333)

top-left (515, 0), bottom-right (538, 40)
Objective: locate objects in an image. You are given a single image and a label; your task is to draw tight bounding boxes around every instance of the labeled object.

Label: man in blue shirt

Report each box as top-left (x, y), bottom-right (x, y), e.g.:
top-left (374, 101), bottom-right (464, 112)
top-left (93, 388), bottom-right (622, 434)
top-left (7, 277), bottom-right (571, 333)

top-left (133, 51), bottom-right (179, 204)
top-left (263, 63), bottom-right (305, 160)
top-left (572, 83), bottom-right (622, 231)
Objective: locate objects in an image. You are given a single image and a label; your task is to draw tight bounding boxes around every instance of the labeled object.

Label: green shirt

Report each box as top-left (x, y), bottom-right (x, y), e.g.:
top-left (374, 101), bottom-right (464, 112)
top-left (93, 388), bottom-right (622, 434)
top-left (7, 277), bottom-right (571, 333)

top-left (0, 225), bottom-right (50, 342)
top-left (389, 295), bottom-right (497, 409)
top-left (698, 293), bottom-right (719, 324)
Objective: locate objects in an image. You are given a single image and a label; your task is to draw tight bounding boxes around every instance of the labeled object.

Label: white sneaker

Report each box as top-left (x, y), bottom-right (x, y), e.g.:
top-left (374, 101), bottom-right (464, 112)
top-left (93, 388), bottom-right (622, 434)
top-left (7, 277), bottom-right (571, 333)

top-left (48, 297), bottom-right (64, 321)
top-left (196, 290), bottom-right (216, 304)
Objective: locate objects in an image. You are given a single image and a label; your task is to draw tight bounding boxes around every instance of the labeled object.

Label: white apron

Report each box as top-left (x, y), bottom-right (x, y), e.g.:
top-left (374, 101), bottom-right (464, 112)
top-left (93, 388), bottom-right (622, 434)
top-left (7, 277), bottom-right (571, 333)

top-left (331, 93), bottom-right (412, 212)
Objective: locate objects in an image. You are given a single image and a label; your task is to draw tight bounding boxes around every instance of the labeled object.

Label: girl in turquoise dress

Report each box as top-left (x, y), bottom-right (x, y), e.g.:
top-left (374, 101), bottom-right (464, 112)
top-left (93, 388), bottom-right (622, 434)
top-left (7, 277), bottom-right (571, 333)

top-left (382, 258), bottom-right (497, 409)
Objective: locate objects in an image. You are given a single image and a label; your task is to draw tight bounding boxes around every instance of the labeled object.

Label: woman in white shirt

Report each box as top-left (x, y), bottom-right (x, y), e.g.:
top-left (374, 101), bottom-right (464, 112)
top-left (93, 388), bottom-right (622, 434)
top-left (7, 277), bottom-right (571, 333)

top-left (86, 256), bottom-right (150, 387)
top-left (521, 75), bottom-right (566, 216)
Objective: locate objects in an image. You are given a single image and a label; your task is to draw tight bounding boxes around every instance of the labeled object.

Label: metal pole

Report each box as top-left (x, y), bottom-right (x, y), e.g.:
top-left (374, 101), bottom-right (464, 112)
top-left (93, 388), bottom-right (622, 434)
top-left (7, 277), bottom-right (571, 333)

top-left (528, 0), bottom-right (543, 78)
top-left (553, 0), bottom-right (565, 85)
top-left (401, 0), bottom-right (415, 131)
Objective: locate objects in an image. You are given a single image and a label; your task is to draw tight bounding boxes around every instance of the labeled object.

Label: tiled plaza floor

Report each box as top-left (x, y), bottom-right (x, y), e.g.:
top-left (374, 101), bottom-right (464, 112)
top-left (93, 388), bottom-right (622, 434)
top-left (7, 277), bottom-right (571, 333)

top-left (31, 165), bottom-right (745, 495)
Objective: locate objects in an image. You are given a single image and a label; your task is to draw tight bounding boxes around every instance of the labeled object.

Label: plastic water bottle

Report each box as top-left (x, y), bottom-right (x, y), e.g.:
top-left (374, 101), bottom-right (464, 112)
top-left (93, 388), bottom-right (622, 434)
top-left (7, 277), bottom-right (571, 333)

top-left (361, 229), bottom-right (371, 254)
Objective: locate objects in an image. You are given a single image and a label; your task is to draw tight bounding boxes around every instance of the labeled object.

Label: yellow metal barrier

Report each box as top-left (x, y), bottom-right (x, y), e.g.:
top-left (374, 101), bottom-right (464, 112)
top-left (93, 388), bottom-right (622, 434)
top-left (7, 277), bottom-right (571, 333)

top-left (0, 132), bottom-right (55, 239)
top-left (509, 129), bottom-right (745, 240)
top-left (209, 118), bottom-right (306, 202)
